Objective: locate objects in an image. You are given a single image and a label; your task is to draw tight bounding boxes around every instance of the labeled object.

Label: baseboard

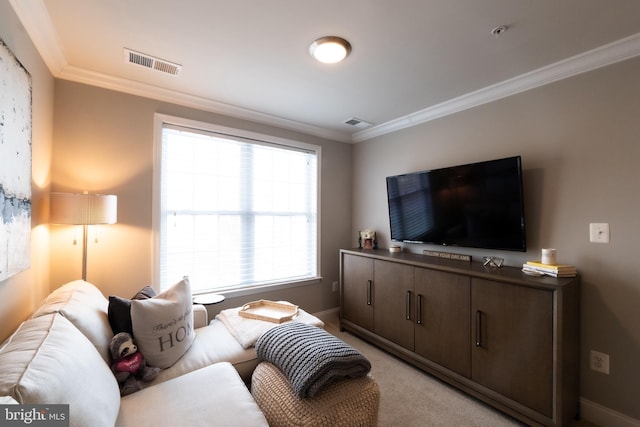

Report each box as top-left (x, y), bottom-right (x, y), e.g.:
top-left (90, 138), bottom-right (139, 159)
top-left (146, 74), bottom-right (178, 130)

top-left (312, 307), bottom-right (339, 322)
top-left (581, 398), bottom-right (640, 427)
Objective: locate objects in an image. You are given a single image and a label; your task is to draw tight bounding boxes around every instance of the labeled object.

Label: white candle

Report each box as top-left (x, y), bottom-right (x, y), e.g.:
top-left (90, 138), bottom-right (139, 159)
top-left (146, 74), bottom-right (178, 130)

top-left (541, 248), bottom-right (557, 265)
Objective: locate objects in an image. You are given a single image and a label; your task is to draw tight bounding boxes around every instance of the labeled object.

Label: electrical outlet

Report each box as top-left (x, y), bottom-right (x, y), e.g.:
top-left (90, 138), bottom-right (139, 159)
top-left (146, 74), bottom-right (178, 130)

top-left (589, 223), bottom-right (610, 243)
top-left (332, 281), bottom-right (339, 292)
top-left (590, 350), bottom-right (610, 374)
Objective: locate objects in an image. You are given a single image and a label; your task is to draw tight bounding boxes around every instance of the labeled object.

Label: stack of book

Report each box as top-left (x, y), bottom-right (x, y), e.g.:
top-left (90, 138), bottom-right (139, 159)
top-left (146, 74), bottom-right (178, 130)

top-left (522, 261), bottom-right (577, 278)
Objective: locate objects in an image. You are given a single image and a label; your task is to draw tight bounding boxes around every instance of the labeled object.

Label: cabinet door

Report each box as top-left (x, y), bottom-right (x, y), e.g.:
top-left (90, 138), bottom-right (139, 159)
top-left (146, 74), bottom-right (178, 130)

top-left (373, 260), bottom-right (415, 350)
top-left (341, 254), bottom-right (374, 330)
top-left (471, 278), bottom-right (553, 417)
top-left (414, 268), bottom-right (470, 377)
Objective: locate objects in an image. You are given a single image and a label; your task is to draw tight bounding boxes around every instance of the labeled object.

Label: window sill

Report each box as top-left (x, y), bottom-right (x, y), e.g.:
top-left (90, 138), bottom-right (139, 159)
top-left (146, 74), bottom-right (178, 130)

top-left (193, 277), bottom-right (323, 300)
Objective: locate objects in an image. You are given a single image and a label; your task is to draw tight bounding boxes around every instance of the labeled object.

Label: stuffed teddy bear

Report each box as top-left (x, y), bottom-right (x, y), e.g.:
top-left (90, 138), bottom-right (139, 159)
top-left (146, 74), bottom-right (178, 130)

top-left (110, 332), bottom-right (161, 396)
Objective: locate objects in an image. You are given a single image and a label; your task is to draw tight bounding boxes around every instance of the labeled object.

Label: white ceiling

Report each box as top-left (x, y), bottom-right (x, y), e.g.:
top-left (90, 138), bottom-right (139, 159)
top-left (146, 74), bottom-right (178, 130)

top-left (11, 0), bottom-right (640, 143)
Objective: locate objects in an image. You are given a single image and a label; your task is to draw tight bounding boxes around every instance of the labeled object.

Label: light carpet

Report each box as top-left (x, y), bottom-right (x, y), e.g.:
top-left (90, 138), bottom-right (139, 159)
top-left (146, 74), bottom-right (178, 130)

top-left (321, 313), bottom-right (597, 427)
top-left (322, 315), bottom-right (525, 427)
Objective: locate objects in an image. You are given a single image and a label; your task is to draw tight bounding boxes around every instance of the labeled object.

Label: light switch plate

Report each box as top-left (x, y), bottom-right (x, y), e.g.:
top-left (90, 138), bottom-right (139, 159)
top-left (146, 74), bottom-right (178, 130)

top-left (589, 223), bottom-right (610, 243)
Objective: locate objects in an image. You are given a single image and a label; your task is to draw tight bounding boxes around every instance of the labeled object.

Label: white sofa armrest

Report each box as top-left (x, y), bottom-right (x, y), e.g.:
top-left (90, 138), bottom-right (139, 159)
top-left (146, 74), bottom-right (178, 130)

top-left (193, 304), bottom-right (208, 328)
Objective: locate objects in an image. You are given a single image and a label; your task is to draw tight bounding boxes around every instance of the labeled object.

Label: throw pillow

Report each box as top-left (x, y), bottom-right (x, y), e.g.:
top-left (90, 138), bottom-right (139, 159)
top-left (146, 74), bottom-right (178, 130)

top-left (130, 278), bottom-right (195, 369)
top-left (108, 285), bottom-right (156, 336)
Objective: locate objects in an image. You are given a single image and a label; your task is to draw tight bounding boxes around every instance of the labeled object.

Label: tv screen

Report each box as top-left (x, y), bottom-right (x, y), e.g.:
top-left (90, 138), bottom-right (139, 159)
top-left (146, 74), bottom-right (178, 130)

top-left (386, 156), bottom-right (526, 251)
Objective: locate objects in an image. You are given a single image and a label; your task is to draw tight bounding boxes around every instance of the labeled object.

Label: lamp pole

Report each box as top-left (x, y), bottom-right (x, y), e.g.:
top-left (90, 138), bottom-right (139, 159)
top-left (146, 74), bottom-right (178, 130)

top-left (81, 223), bottom-right (89, 281)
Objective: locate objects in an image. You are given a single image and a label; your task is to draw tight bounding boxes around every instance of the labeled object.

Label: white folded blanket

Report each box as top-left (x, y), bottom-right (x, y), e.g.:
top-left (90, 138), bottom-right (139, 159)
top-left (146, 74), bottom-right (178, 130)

top-left (215, 305), bottom-right (325, 349)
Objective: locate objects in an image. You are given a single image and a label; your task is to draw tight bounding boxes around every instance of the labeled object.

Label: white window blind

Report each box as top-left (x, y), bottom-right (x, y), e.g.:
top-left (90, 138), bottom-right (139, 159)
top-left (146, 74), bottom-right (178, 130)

top-left (158, 123), bottom-right (319, 293)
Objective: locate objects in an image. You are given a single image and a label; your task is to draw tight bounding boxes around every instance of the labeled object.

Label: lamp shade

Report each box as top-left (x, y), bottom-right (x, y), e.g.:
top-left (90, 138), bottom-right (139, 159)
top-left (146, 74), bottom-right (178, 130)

top-left (50, 193), bottom-right (117, 225)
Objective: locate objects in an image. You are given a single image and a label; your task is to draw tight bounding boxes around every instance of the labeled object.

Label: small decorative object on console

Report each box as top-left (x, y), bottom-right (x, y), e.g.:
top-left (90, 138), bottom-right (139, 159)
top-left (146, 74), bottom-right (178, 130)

top-left (483, 256), bottom-right (504, 268)
top-left (358, 230), bottom-right (377, 249)
top-left (423, 250), bottom-right (472, 262)
top-left (522, 261), bottom-right (577, 278)
top-left (541, 248), bottom-right (557, 265)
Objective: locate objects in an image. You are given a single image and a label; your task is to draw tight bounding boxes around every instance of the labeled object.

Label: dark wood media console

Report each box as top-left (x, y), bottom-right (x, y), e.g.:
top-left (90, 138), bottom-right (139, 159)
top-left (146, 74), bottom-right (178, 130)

top-left (339, 248), bottom-right (580, 427)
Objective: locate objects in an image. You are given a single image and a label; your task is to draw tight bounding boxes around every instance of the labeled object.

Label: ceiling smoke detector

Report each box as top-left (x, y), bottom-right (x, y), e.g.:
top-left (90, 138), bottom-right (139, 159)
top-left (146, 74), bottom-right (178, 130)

top-left (491, 25), bottom-right (508, 37)
top-left (124, 48), bottom-right (182, 76)
top-left (344, 117), bottom-right (374, 128)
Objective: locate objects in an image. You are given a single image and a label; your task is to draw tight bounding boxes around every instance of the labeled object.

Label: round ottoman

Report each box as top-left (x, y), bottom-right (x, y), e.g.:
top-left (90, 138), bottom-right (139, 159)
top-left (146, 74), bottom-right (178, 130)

top-left (251, 361), bottom-right (380, 427)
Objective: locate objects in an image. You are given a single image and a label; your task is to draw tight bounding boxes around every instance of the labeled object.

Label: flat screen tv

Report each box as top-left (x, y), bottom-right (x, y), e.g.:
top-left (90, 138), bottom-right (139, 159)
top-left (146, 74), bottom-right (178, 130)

top-left (386, 156), bottom-right (526, 251)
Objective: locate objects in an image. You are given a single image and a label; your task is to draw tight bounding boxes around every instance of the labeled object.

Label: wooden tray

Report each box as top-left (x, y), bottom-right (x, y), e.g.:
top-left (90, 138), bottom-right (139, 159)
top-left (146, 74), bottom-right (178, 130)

top-left (238, 300), bottom-right (299, 323)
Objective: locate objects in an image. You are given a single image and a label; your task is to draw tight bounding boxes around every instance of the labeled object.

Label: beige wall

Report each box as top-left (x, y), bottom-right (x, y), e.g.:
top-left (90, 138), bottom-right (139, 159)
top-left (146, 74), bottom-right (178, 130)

top-left (352, 57), bottom-right (640, 421)
top-left (51, 80), bottom-right (353, 315)
top-left (0, 2), bottom-right (54, 343)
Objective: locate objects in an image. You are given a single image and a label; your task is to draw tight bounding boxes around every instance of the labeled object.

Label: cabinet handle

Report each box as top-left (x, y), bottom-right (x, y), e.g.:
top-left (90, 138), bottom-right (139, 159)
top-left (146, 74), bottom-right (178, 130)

top-left (416, 294), bottom-right (423, 325)
top-left (475, 310), bottom-right (482, 347)
top-left (367, 280), bottom-right (373, 306)
top-left (406, 291), bottom-right (412, 320)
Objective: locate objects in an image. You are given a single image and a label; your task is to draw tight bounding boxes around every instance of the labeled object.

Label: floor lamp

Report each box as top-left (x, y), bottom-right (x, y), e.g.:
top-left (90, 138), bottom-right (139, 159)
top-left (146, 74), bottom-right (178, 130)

top-left (50, 192), bottom-right (118, 281)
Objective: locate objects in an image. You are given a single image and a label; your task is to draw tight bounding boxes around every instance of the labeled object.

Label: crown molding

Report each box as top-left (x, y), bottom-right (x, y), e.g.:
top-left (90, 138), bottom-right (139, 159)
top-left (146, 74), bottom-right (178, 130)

top-left (9, 0), bottom-right (67, 74)
top-left (11, 1), bottom-right (640, 145)
top-left (58, 65), bottom-right (353, 143)
top-left (353, 32), bottom-right (640, 143)
top-left (9, 0), bottom-right (352, 143)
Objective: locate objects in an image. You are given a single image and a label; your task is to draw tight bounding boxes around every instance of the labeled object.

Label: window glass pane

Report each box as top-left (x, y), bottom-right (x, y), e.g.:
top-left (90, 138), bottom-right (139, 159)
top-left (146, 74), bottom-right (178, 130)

top-left (158, 123), bottom-right (319, 293)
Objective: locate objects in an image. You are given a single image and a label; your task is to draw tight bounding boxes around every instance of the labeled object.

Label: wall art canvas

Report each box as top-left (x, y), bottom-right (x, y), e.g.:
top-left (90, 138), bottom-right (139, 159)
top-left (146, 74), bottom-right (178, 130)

top-left (0, 38), bottom-right (32, 281)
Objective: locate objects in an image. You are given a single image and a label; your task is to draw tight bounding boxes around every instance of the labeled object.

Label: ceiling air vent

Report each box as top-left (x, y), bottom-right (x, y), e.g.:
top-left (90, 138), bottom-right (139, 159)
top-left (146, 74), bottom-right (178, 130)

top-left (344, 117), bottom-right (374, 128)
top-left (124, 48), bottom-right (182, 76)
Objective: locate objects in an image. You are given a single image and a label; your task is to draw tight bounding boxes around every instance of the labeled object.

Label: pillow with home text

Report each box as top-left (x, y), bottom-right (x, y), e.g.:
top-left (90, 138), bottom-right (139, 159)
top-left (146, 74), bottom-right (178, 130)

top-left (130, 277), bottom-right (194, 369)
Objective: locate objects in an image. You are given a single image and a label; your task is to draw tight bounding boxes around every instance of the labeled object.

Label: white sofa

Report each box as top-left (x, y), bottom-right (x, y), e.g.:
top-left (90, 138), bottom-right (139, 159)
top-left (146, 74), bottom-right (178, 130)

top-left (0, 280), bottom-right (268, 427)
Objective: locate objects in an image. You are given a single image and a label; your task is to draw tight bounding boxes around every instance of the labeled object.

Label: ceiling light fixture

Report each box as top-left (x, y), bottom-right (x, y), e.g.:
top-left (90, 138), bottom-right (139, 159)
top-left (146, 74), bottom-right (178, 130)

top-left (310, 36), bottom-right (352, 64)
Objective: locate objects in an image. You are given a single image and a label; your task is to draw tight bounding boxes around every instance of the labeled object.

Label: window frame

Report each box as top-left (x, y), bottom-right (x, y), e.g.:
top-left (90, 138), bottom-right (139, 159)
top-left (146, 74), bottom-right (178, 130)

top-left (152, 113), bottom-right (322, 296)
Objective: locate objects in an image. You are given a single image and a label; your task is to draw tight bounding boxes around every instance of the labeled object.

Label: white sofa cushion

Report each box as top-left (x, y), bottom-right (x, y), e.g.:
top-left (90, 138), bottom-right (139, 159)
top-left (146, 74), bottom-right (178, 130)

top-left (146, 319), bottom-right (259, 387)
top-left (0, 314), bottom-right (121, 427)
top-left (31, 280), bottom-right (112, 363)
top-left (116, 362), bottom-right (268, 427)
top-left (130, 277), bottom-right (195, 369)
